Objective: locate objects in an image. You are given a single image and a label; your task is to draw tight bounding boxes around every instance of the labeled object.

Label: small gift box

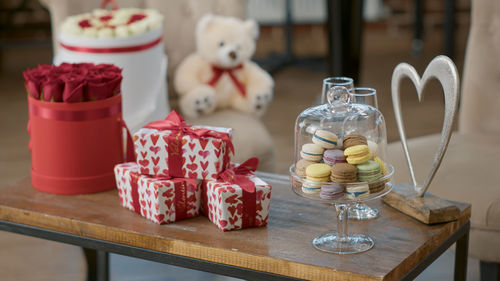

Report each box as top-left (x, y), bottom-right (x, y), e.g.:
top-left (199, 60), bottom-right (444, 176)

top-left (114, 162), bottom-right (201, 224)
top-left (202, 158), bottom-right (272, 231)
top-left (134, 111), bottom-right (234, 181)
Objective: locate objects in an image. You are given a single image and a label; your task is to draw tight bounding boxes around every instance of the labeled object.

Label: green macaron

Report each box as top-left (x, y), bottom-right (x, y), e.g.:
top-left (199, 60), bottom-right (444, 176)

top-left (356, 160), bottom-right (382, 183)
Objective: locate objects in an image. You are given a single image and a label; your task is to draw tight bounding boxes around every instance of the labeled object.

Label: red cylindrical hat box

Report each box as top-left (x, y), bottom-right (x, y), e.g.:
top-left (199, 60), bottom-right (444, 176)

top-left (28, 94), bottom-right (125, 194)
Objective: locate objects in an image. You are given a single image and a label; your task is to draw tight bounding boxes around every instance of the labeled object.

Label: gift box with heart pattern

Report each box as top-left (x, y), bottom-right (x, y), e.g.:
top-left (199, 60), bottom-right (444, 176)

top-left (202, 175), bottom-right (272, 231)
top-left (114, 162), bottom-right (201, 224)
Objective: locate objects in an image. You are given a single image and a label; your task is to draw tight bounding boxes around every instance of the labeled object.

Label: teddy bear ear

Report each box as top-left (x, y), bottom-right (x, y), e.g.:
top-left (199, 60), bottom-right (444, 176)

top-left (197, 14), bottom-right (216, 35)
top-left (244, 19), bottom-right (259, 40)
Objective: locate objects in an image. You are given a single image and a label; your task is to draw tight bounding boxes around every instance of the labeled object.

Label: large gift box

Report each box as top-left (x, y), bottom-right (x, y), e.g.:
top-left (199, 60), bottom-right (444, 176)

top-left (202, 158), bottom-right (272, 231)
top-left (134, 111), bottom-right (234, 181)
top-left (114, 162), bottom-right (201, 224)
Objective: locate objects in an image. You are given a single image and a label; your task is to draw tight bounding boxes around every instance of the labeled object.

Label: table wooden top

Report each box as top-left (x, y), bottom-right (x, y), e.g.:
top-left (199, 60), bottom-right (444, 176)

top-left (0, 173), bottom-right (470, 281)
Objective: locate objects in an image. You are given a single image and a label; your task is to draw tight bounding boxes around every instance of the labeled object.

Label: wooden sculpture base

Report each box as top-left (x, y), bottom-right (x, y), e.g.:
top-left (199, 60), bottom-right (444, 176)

top-left (382, 183), bottom-right (461, 224)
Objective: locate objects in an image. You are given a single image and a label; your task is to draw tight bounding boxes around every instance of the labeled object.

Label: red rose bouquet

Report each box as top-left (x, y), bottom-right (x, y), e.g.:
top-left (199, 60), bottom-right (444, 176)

top-left (24, 63), bottom-right (134, 195)
top-left (23, 63), bottom-right (122, 102)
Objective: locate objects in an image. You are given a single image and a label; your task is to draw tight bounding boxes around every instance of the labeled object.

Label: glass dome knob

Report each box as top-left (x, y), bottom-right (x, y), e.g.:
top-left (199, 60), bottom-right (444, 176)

top-left (327, 86), bottom-right (351, 108)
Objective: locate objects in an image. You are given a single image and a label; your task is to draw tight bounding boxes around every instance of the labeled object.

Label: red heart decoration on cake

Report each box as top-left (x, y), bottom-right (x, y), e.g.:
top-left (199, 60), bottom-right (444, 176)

top-left (186, 163), bottom-right (198, 171)
top-left (188, 171), bottom-right (197, 179)
top-left (225, 194), bottom-right (238, 204)
top-left (150, 134), bottom-right (160, 145)
top-left (162, 169), bottom-right (169, 175)
top-left (256, 190), bottom-right (263, 200)
top-left (140, 200), bottom-right (146, 207)
top-left (189, 155), bottom-right (196, 162)
top-left (219, 219), bottom-right (228, 227)
top-left (201, 171), bottom-right (209, 179)
top-left (198, 150), bottom-right (210, 159)
top-left (227, 186), bottom-right (236, 193)
top-left (188, 142), bottom-right (196, 150)
top-left (138, 159), bottom-right (149, 167)
top-left (140, 151), bottom-right (147, 159)
top-left (228, 205), bottom-right (237, 217)
top-left (255, 218), bottom-right (262, 225)
top-left (199, 138), bottom-right (209, 150)
top-left (256, 202), bottom-right (263, 211)
top-left (236, 203), bottom-right (243, 215)
top-left (145, 189), bottom-right (151, 196)
top-left (147, 200), bottom-right (152, 208)
top-left (214, 149), bottom-right (221, 158)
top-left (267, 192), bottom-right (271, 199)
top-left (149, 146), bottom-right (160, 154)
top-left (152, 156), bottom-right (160, 166)
top-left (154, 189), bottom-right (158, 199)
top-left (140, 139), bottom-right (147, 147)
top-left (140, 167), bottom-right (149, 174)
top-left (200, 161), bottom-right (209, 170)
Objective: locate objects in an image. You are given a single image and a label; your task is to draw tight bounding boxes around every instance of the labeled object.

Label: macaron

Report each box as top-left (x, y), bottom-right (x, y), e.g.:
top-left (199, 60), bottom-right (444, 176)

top-left (320, 183), bottom-right (344, 199)
top-left (295, 159), bottom-right (315, 177)
top-left (374, 156), bottom-right (387, 175)
top-left (302, 184), bottom-right (321, 194)
top-left (367, 140), bottom-right (378, 158)
top-left (306, 163), bottom-right (331, 182)
top-left (312, 130), bottom-right (338, 149)
top-left (344, 144), bottom-right (372, 165)
top-left (343, 134), bottom-right (368, 149)
top-left (368, 181), bottom-right (386, 194)
top-left (330, 163), bottom-right (357, 183)
top-left (323, 149), bottom-right (346, 165)
top-left (346, 184), bottom-right (370, 199)
top-left (300, 143), bottom-right (325, 162)
top-left (356, 160), bottom-right (382, 183)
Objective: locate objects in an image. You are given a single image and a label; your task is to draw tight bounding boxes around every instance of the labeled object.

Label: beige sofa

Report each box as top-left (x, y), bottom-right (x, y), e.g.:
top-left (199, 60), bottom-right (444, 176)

top-left (41, 0), bottom-right (275, 171)
top-left (387, 0), bottom-right (500, 277)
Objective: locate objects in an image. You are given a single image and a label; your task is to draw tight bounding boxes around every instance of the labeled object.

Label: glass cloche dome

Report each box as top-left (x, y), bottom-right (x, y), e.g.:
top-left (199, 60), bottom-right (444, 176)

top-left (290, 82), bottom-right (393, 203)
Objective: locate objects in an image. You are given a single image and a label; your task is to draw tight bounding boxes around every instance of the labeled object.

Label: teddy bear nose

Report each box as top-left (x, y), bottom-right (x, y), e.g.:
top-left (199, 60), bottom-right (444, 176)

top-left (229, 51), bottom-right (237, 60)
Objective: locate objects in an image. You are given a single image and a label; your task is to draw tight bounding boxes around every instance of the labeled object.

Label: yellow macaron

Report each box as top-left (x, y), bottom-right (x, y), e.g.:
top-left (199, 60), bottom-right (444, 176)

top-left (344, 145), bottom-right (371, 165)
top-left (305, 163), bottom-right (331, 182)
top-left (374, 156), bottom-right (387, 175)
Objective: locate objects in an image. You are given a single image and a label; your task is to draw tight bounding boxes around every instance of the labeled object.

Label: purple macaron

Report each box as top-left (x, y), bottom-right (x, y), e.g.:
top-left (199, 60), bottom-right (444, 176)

top-left (323, 149), bottom-right (346, 165)
top-left (320, 183), bottom-right (344, 199)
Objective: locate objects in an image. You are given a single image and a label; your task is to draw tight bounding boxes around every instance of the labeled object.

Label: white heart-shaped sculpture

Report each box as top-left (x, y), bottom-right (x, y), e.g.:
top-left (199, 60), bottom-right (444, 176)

top-left (391, 55), bottom-right (460, 197)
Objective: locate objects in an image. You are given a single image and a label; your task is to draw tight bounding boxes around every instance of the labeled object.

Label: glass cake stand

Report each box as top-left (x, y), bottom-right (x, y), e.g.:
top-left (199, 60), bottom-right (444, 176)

top-left (289, 164), bottom-right (394, 254)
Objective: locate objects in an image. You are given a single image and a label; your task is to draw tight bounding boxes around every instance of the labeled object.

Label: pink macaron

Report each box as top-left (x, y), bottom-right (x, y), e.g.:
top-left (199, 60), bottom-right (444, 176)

top-left (323, 149), bottom-right (346, 165)
top-left (320, 183), bottom-right (344, 199)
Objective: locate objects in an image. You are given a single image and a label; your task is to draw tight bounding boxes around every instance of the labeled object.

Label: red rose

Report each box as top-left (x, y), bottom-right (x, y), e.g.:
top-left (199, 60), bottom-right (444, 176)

top-left (61, 73), bottom-right (86, 103)
top-left (41, 76), bottom-right (63, 102)
top-left (22, 68), bottom-right (45, 99)
top-left (101, 70), bottom-right (123, 95)
top-left (85, 72), bottom-right (108, 101)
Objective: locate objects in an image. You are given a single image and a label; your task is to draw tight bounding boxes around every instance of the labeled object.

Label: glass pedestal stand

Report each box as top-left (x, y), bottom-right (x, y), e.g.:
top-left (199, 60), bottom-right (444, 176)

top-left (290, 164), bottom-right (394, 254)
top-left (313, 203), bottom-right (375, 254)
top-left (348, 202), bottom-right (379, 220)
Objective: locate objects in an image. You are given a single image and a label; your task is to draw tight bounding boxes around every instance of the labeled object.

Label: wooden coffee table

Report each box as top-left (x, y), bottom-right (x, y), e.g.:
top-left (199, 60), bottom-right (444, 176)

top-left (0, 173), bottom-right (470, 281)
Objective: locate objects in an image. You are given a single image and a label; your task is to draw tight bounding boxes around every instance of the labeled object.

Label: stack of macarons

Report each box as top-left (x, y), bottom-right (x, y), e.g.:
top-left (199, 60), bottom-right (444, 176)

top-left (296, 130), bottom-right (387, 199)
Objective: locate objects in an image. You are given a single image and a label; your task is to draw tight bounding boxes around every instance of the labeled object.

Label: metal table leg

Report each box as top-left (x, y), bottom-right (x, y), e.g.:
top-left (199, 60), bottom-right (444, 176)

top-left (454, 222), bottom-right (469, 281)
top-left (83, 248), bottom-right (109, 281)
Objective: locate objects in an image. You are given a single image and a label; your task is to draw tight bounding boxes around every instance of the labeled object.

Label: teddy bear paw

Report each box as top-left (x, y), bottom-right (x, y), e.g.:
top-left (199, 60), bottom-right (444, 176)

top-left (180, 86), bottom-right (217, 118)
top-left (253, 92), bottom-right (273, 112)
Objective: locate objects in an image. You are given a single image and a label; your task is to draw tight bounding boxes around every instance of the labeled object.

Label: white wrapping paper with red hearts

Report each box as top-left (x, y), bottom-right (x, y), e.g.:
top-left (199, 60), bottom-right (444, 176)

top-left (202, 175), bottom-right (272, 231)
top-left (114, 162), bottom-right (201, 224)
top-left (133, 125), bottom-right (233, 181)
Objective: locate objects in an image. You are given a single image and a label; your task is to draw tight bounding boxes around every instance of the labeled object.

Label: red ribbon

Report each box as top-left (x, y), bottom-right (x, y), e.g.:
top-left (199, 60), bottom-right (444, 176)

top-left (130, 171), bottom-right (195, 221)
top-left (207, 64), bottom-right (246, 97)
top-left (59, 37), bottom-right (162, 54)
top-left (144, 111), bottom-right (234, 178)
top-left (218, 157), bottom-right (259, 228)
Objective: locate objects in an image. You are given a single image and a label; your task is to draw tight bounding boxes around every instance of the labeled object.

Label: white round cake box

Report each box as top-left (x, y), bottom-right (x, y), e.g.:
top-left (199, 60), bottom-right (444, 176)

top-left (54, 28), bottom-right (168, 133)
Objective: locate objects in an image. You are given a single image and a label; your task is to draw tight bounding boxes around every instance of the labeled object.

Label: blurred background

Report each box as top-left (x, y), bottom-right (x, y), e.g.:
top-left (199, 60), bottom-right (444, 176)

top-left (0, 0), bottom-right (474, 280)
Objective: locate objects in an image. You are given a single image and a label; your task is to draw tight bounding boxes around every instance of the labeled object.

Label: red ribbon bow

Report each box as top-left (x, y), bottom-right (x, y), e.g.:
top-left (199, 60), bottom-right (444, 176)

top-left (217, 157), bottom-right (260, 228)
top-left (207, 64), bottom-right (246, 97)
top-left (144, 111), bottom-right (234, 178)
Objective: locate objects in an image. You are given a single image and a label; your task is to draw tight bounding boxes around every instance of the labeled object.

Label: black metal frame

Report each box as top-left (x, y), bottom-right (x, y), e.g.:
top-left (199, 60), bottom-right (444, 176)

top-left (0, 219), bottom-right (469, 281)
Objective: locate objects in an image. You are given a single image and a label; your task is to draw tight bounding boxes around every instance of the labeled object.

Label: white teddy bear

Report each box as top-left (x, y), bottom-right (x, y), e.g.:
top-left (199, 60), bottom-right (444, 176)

top-left (174, 14), bottom-right (274, 119)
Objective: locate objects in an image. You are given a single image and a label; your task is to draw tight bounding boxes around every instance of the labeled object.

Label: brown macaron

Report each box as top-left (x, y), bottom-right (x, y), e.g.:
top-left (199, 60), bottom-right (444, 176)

top-left (368, 181), bottom-right (386, 193)
top-left (296, 159), bottom-right (315, 177)
top-left (343, 134), bottom-right (368, 149)
top-left (330, 163), bottom-right (358, 183)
